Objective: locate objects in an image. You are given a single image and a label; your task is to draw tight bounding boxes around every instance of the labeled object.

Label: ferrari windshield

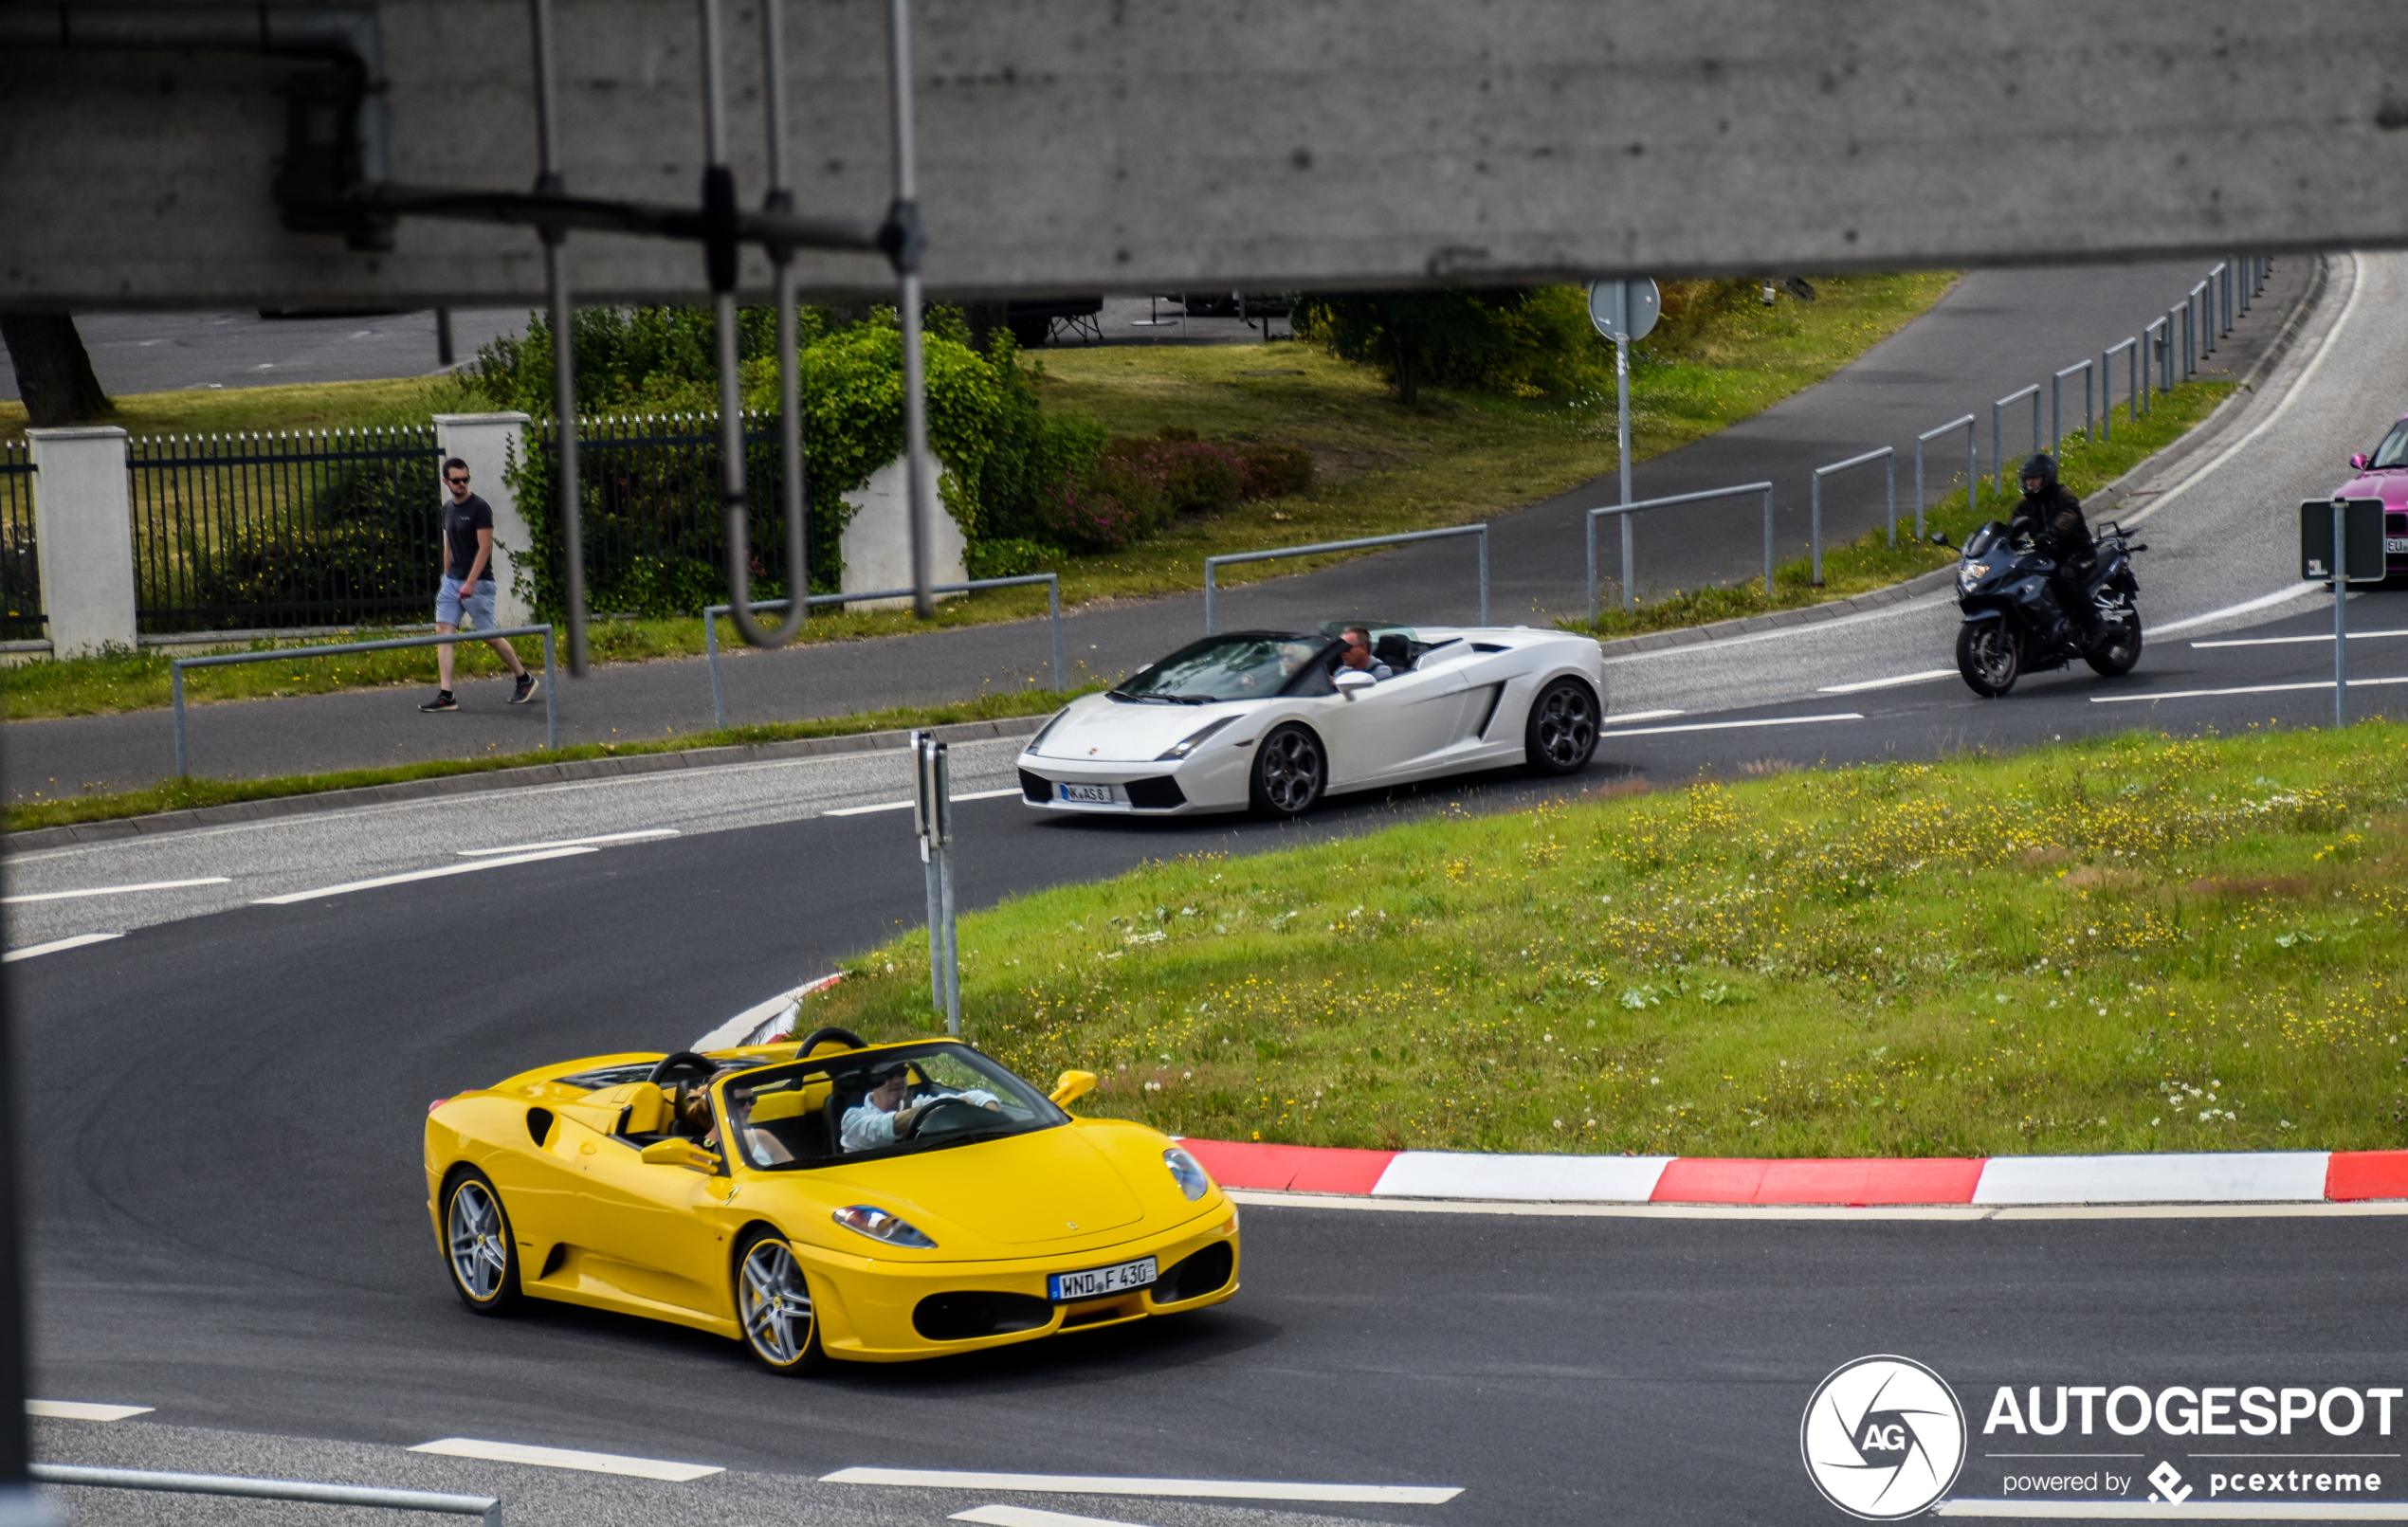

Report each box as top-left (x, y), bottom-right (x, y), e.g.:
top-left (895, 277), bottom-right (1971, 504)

top-left (719, 1042), bottom-right (1067, 1170)
top-left (2370, 419), bottom-right (2408, 470)
top-left (1113, 633), bottom-right (1331, 703)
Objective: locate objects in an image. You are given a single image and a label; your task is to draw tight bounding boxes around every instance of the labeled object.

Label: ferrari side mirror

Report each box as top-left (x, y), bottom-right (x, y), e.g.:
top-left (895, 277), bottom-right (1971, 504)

top-left (1334, 669), bottom-right (1375, 699)
top-left (1049, 1069), bottom-right (1099, 1109)
top-left (639, 1138), bottom-right (719, 1173)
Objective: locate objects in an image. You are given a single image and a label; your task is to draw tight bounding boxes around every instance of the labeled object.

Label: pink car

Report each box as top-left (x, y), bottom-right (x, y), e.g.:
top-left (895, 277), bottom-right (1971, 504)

top-left (2337, 414), bottom-right (2408, 580)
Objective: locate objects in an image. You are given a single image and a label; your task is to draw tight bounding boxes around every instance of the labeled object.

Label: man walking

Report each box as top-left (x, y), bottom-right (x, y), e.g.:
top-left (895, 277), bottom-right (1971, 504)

top-left (421, 458), bottom-right (538, 712)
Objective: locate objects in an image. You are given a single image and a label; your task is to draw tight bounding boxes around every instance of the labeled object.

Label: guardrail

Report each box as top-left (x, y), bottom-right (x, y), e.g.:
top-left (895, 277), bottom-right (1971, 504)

top-left (2103, 337), bottom-right (2137, 441)
top-left (2145, 316), bottom-right (2168, 404)
top-left (1585, 482), bottom-right (1774, 617)
top-left (702, 573), bottom-right (1062, 730)
top-left (2052, 358), bottom-right (2093, 449)
top-left (1993, 385), bottom-right (2041, 492)
top-left (1810, 447), bottom-right (1892, 581)
top-left (32, 1463), bottom-right (501, 1524)
top-left (173, 625), bottom-right (557, 776)
top-left (1203, 525), bottom-right (1487, 634)
top-left (1913, 417), bottom-right (1977, 545)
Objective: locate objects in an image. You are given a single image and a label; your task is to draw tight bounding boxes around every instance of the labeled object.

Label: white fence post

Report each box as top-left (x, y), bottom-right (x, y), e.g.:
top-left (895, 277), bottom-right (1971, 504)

top-left (432, 412), bottom-right (534, 629)
top-left (27, 426), bottom-right (137, 656)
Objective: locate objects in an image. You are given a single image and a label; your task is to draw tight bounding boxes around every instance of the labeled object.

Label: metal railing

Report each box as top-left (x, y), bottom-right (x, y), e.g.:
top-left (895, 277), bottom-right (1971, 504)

top-left (1203, 525), bottom-right (1487, 634)
top-left (702, 573), bottom-right (1062, 730)
top-left (2103, 336), bottom-right (2137, 440)
top-left (1994, 385), bottom-right (2040, 491)
top-left (129, 426), bottom-right (444, 632)
top-left (173, 625), bottom-right (558, 775)
top-left (1913, 417), bottom-right (1976, 544)
top-left (1810, 447), bottom-right (1892, 579)
top-left (1585, 482), bottom-right (1774, 617)
top-left (2052, 358), bottom-right (2093, 448)
top-left (31, 1463), bottom-right (500, 1524)
top-left (0, 441), bottom-right (36, 640)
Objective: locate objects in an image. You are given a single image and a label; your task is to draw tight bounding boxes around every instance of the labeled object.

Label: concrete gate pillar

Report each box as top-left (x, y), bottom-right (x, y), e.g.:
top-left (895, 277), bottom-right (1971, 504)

top-left (27, 426), bottom-right (137, 657)
top-left (432, 412), bottom-right (535, 629)
top-left (839, 452), bottom-right (965, 610)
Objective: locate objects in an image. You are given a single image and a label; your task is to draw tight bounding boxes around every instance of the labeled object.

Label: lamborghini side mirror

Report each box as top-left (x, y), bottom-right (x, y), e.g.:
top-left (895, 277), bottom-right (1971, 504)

top-left (1334, 669), bottom-right (1376, 699)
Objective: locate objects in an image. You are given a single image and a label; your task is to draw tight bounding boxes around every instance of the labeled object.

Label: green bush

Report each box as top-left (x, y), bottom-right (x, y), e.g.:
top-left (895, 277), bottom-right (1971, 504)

top-left (1291, 286), bottom-right (1614, 404)
top-left (963, 537), bottom-right (1060, 580)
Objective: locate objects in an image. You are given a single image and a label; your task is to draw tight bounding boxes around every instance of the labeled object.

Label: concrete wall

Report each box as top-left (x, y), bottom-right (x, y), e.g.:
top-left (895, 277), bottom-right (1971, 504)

top-left (431, 413), bottom-right (534, 630)
top-left (839, 454), bottom-right (963, 610)
top-left (27, 427), bottom-right (137, 657)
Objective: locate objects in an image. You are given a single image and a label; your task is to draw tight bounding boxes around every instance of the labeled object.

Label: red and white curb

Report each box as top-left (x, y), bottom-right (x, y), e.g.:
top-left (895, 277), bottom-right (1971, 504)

top-left (1176, 1140), bottom-right (2408, 1208)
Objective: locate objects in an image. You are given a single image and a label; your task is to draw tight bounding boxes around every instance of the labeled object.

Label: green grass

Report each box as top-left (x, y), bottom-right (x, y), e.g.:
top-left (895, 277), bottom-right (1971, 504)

top-left (4, 684), bottom-right (1090, 832)
top-left (1568, 380), bottom-right (2235, 637)
top-left (6, 276), bottom-right (1954, 720)
top-left (800, 722), bottom-right (2408, 1158)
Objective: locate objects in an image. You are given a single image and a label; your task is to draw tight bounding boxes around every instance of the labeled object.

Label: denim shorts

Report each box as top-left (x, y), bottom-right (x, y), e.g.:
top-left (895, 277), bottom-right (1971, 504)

top-left (436, 576), bottom-right (497, 628)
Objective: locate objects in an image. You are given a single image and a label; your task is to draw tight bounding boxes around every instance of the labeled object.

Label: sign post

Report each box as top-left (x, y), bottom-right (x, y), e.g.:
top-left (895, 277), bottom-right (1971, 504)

top-left (910, 731), bottom-right (961, 1034)
top-left (1587, 279), bottom-right (1660, 615)
top-left (2299, 498), bottom-right (2385, 729)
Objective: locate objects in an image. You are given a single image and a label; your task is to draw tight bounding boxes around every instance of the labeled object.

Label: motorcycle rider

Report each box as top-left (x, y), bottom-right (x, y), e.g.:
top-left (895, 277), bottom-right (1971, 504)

top-left (2008, 453), bottom-right (2103, 651)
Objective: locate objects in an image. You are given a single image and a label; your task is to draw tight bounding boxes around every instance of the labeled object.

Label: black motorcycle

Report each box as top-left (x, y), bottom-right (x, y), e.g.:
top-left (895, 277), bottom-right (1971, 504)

top-left (1945, 519), bottom-right (2145, 697)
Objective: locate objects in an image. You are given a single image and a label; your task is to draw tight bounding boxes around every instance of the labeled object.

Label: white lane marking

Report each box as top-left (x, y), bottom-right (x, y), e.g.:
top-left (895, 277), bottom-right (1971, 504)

top-left (2193, 628), bottom-right (2408, 647)
top-left (1596, 711), bottom-right (1863, 739)
top-left (1226, 1190), bottom-right (2408, 1222)
top-left (2151, 583), bottom-right (2328, 637)
top-left (27, 1400), bottom-right (153, 1421)
top-left (1817, 668), bottom-right (1956, 695)
top-left (458, 828), bottom-right (678, 856)
top-left (825, 788), bottom-right (1023, 817)
top-left (954, 1507), bottom-right (1159, 1527)
top-left (1938, 1501), bottom-right (2408, 1518)
top-left (409, 1438), bottom-right (722, 1482)
top-left (253, 845), bottom-right (596, 904)
top-left (2090, 676), bottom-right (2408, 704)
top-left (692, 970), bottom-right (848, 1052)
top-left (2117, 249), bottom-right (2366, 532)
top-left (1601, 708), bottom-right (1684, 724)
top-left (3, 877), bottom-right (228, 905)
top-left (822, 1467), bottom-right (1462, 1505)
top-left (4, 934), bottom-right (124, 963)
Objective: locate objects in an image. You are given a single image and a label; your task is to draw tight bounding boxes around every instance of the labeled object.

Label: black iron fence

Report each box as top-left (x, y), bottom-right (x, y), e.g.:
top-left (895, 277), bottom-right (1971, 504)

top-left (0, 440), bottom-right (37, 640)
top-left (129, 427), bottom-right (445, 632)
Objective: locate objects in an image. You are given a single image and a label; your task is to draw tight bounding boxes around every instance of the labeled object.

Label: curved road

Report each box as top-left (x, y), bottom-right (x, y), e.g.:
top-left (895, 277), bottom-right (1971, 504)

top-left (9, 256), bottom-right (2408, 1527)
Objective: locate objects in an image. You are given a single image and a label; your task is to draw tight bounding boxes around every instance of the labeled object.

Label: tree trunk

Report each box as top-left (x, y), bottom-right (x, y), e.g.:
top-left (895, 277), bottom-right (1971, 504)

top-left (958, 300), bottom-right (1010, 354)
top-left (0, 312), bottom-right (113, 427)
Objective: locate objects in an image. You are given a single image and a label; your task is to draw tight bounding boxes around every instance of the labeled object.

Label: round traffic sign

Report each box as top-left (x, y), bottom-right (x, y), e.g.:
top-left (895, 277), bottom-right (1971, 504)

top-left (1587, 278), bottom-right (1660, 343)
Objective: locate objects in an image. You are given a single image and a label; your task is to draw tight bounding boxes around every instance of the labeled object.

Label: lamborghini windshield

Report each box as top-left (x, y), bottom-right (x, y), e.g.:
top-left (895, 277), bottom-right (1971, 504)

top-left (1112, 633), bottom-right (1332, 703)
top-left (719, 1042), bottom-right (1067, 1170)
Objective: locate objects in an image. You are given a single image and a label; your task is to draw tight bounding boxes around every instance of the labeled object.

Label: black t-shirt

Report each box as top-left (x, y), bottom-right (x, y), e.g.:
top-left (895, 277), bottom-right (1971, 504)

top-left (442, 493), bottom-right (496, 583)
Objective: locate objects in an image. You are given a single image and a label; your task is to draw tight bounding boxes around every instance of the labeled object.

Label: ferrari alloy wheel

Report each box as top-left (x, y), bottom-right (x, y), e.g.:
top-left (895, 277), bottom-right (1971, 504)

top-left (443, 1169), bottom-right (521, 1315)
top-left (1523, 678), bottom-right (1599, 775)
top-left (1249, 724), bottom-right (1324, 818)
top-left (736, 1229), bottom-right (827, 1373)
top-left (2085, 602), bottom-right (2143, 677)
top-left (1957, 621), bottom-right (2020, 697)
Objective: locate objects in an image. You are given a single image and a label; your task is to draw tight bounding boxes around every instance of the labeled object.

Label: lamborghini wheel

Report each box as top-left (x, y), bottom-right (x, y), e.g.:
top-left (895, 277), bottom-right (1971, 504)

top-left (442, 1169), bottom-right (521, 1315)
top-left (1523, 678), bottom-right (1599, 775)
top-left (736, 1228), bottom-right (827, 1373)
top-left (1249, 723), bottom-right (1324, 818)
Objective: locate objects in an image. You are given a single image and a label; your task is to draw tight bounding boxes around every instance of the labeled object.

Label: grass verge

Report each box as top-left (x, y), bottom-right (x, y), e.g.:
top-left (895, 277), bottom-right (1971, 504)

top-left (799, 721), bottom-right (2408, 1158)
top-left (6, 275), bottom-right (1953, 720)
top-left (1567, 380), bottom-right (2235, 638)
top-left (4, 685), bottom-right (1087, 833)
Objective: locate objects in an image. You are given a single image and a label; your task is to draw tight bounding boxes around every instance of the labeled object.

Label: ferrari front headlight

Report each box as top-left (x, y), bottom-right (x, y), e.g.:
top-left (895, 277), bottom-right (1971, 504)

top-left (832, 1205), bottom-right (937, 1248)
top-left (1164, 1147), bottom-right (1212, 1201)
top-left (1157, 717), bottom-right (1235, 762)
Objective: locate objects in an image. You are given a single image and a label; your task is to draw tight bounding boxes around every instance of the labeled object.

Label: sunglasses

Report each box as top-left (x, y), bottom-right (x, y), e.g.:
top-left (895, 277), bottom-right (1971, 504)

top-left (446, 475), bottom-right (469, 485)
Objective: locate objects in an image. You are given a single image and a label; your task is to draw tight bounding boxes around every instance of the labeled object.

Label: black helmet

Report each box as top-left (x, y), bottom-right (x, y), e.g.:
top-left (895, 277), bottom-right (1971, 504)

top-left (2018, 454), bottom-right (2058, 496)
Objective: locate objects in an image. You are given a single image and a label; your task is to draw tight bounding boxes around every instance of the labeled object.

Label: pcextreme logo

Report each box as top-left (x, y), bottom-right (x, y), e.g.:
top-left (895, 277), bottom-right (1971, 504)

top-left (1801, 1354), bottom-right (1970, 1520)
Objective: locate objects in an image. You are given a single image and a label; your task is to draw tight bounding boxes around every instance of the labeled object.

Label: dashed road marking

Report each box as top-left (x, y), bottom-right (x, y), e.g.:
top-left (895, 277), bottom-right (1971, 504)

top-left (1596, 711), bottom-right (1863, 740)
top-left (2090, 676), bottom-right (2408, 704)
top-left (409, 1438), bottom-right (722, 1482)
top-left (1817, 669), bottom-right (1957, 695)
top-left (1600, 708), bottom-right (1684, 724)
top-left (823, 1467), bottom-right (1461, 1504)
top-left (459, 828), bottom-right (679, 856)
top-left (254, 845), bottom-right (597, 904)
top-left (953, 1507), bottom-right (1160, 1527)
top-left (2191, 629), bottom-right (2408, 647)
top-left (4, 877), bottom-right (229, 905)
top-left (826, 788), bottom-right (1023, 817)
top-left (27, 1400), bottom-right (153, 1421)
top-left (4, 933), bottom-right (125, 963)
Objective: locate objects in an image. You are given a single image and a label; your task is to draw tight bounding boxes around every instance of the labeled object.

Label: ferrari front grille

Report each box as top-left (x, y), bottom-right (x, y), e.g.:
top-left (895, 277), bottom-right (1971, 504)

top-left (913, 1290), bottom-right (1054, 1342)
top-left (1149, 1242), bottom-right (1235, 1304)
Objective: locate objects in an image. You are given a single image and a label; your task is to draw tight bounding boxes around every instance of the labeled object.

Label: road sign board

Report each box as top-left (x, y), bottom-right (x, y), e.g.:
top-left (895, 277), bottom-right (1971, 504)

top-left (2300, 499), bottom-right (2387, 586)
top-left (1588, 279), bottom-right (1659, 344)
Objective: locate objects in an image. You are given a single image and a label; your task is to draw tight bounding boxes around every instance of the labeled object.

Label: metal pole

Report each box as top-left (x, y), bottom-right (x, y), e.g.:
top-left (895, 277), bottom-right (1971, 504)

top-left (1966, 423), bottom-right (1977, 530)
top-left (1203, 564), bottom-right (1217, 635)
top-left (1885, 452), bottom-right (1896, 549)
top-left (2051, 372), bottom-right (2060, 452)
top-left (1047, 573), bottom-right (1063, 692)
top-left (2085, 363), bottom-right (2094, 443)
top-left (1760, 487), bottom-right (1774, 595)
top-left (1993, 400), bottom-right (2003, 493)
top-left (888, 0), bottom-right (936, 618)
top-left (1585, 509), bottom-right (1598, 627)
top-left (933, 738), bottom-right (958, 1034)
top-left (2334, 499), bottom-right (2348, 729)
top-left (542, 627), bottom-right (557, 748)
top-left (1615, 336), bottom-right (1633, 615)
top-left (1913, 436), bottom-right (1924, 548)
top-left (915, 734), bottom-right (944, 1015)
top-left (1477, 524), bottom-right (1489, 626)
top-left (173, 661), bottom-right (188, 777)
top-left (529, 0), bottom-right (586, 678)
top-left (1619, 508), bottom-right (1635, 615)
top-left (704, 609), bottom-right (725, 729)
top-left (2031, 390), bottom-right (2041, 462)
top-left (1810, 472), bottom-right (1823, 587)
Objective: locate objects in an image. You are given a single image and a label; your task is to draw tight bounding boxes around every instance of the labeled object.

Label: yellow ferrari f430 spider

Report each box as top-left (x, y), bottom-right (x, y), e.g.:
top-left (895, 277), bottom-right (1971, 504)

top-left (424, 1027), bottom-right (1240, 1371)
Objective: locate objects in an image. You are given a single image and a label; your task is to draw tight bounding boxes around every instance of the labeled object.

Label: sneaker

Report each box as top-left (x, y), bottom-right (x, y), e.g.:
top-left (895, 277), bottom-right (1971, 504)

top-left (419, 691), bottom-right (458, 713)
top-left (509, 672), bottom-right (539, 706)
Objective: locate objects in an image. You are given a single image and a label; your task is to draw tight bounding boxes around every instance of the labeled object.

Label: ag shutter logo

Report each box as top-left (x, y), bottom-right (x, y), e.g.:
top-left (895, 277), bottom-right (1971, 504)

top-left (1801, 1355), bottom-right (1969, 1519)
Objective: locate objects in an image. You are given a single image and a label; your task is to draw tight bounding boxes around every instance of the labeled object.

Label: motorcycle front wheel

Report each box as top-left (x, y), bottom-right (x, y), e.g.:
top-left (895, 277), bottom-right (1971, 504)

top-left (2086, 603), bottom-right (2143, 676)
top-left (1958, 620), bottom-right (2020, 697)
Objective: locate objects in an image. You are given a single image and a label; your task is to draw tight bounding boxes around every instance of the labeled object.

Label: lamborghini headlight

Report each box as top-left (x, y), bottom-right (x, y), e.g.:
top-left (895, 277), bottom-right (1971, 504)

top-left (832, 1205), bottom-right (937, 1248)
top-left (1026, 709), bottom-right (1070, 755)
top-left (1164, 1147), bottom-right (1212, 1201)
top-left (1156, 717), bottom-right (1235, 762)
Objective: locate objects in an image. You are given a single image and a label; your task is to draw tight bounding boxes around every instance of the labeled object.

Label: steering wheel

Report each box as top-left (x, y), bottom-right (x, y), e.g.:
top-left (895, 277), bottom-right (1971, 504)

top-left (901, 1096), bottom-right (988, 1140)
top-left (647, 1051), bottom-right (719, 1085)
top-left (794, 1026), bottom-right (867, 1057)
